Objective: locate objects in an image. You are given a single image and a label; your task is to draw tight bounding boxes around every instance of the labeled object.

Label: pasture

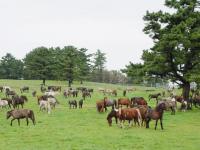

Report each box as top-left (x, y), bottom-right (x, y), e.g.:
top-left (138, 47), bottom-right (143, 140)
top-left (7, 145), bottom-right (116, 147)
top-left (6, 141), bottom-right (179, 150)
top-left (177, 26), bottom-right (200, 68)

top-left (0, 80), bottom-right (200, 150)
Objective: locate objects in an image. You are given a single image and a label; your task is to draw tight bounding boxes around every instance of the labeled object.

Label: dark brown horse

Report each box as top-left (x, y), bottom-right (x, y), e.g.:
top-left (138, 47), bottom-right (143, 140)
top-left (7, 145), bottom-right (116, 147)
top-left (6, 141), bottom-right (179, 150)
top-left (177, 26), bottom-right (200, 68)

top-left (131, 97), bottom-right (148, 106)
top-left (118, 98), bottom-right (131, 108)
top-left (12, 95), bottom-right (28, 109)
top-left (107, 108), bottom-right (142, 128)
top-left (7, 109), bottom-right (35, 126)
top-left (145, 103), bottom-right (166, 130)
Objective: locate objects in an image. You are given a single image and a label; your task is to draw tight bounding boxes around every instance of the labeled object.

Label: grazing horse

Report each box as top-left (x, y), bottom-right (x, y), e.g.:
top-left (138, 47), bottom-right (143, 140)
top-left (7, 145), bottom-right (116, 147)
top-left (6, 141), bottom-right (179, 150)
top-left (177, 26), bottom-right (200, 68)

top-left (1, 98), bottom-right (12, 108)
top-left (5, 89), bottom-right (16, 98)
top-left (0, 100), bottom-right (9, 109)
top-left (39, 100), bottom-right (51, 114)
top-left (82, 91), bottom-right (91, 100)
top-left (32, 90), bottom-right (37, 97)
top-left (96, 98), bottom-right (107, 113)
top-left (145, 103), bottom-right (166, 130)
top-left (48, 86), bottom-right (61, 92)
top-left (0, 86), bottom-right (3, 92)
top-left (148, 93), bottom-right (161, 104)
top-left (78, 99), bottom-right (83, 108)
top-left (105, 99), bottom-right (117, 109)
top-left (7, 109), bottom-right (36, 126)
top-left (118, 98), bottom-right (131, 108)
top-left (68, 100), bottom-right (77, 109)
top-left (131, 97), bottom-right (147, 106)
top-left (174, 96), bottom-right (184, 103)
top-left (107, 108), bottom-right (142, 128)
top-left (158, 98), bottom-right (176, 115)
top-left (20, 86), bottom-right (29, 93)
top-left (193, 96), bottom-right (200, 108)
top-left (180, 101), bottom-right (187, 112)
top-left (12, 95), bottom-right (28, 109)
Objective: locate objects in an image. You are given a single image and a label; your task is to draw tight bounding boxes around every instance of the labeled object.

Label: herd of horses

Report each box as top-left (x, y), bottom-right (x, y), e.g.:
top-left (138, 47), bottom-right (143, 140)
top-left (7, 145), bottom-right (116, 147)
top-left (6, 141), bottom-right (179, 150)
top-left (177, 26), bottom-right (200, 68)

top-left (0, 84), bottom-right (200, 130)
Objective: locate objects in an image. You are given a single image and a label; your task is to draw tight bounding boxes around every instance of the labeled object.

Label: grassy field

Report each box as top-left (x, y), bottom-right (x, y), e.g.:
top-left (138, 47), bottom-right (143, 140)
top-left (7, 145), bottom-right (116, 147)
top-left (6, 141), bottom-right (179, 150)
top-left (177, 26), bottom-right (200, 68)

top-left (0, 80), bottom-right (200, 150)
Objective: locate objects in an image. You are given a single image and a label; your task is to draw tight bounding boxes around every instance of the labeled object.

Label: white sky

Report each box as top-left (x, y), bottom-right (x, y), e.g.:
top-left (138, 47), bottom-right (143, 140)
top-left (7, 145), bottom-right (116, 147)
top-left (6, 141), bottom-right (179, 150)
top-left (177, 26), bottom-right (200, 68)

top-left (0, 0), bottom-right (169, 70)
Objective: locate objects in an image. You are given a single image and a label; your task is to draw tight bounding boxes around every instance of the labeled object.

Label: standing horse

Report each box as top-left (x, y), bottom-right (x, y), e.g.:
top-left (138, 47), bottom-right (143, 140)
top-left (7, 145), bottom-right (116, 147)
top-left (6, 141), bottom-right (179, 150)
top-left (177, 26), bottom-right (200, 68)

top-left (131, 97), bottom-right (147, 106)
top-left (7, 109), bottom-right (36, 126)
top-left (118, 98), bottom-right (131, 108)
top-left (105, 99), bottom-right (117, 109)
top-left (12, 95), bottom-right (28, 109)
top-left (158, 98), bottom-right (176, 115)
top-left (68, 100), bottom-right (77, 109)
top-left (78, 99), bottom-right (83, 108)
top-left (96, 98), bottom-right (107, 113)
top-left (145, 103), bottom-right (166, 130)
top-left (39, 100), bottom-right (51, 114)
top-left (148, 93), bottom-right (161, 104)
top-left (107, 108), bottom-right (142, 128)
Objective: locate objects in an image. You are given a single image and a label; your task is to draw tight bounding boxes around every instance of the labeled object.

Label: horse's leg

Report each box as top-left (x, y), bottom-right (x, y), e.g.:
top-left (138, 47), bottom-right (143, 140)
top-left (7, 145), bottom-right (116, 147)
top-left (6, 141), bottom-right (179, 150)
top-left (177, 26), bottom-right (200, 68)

top-left (26, 117), bottom-right (29, 126)
top-left (17, 119), bottom-right (20, 126)
top-left (11, 118), bottom-right (15, 126)
top-left (145, 117), bottom-right (151, 128)
top-left (160, 118), bottom-right (164, 130)
top-left (155, 119), bottom-right (158, 130)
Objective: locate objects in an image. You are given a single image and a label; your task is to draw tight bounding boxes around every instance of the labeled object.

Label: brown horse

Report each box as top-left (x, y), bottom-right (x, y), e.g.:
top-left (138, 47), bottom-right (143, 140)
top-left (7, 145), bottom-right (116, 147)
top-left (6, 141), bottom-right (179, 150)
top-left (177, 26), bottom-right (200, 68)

top-left (12, 95), bottom-right (28, 109)
top-left (131, 97), bottom-right (147, 106)
top-left (7, 109), bottom-right (36, 126)
top-left (148, 93), bottom-right (161, 104)
top-left (118, 98), bottom-right (131, 108)
top-left (107, 108), bottom-right (142, 128)
top-left (145, 103), bottom-right (166, 130)
top-left (174, 96), bottom-right (184, 103)
top-left (96, 98), bottom-right (107, 112)
top-left (136, 105), bottom-right (148, 126)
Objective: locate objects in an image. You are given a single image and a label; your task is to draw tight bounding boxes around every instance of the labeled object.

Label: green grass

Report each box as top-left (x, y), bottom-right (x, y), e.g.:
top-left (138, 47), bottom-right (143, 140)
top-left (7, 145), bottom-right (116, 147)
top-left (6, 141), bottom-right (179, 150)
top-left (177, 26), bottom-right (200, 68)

top-left (0, 80), bottom-right (200, 150)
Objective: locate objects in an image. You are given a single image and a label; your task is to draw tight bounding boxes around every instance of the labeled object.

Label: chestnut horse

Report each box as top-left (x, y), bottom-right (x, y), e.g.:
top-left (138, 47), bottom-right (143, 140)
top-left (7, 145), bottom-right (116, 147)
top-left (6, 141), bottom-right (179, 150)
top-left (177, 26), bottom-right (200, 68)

top-left (118, 98), bottom-right (131, 108)
top-left (107, 108), bottom-right (142, 128)
top-left (131, 97), bottom-right (147, 106)
top-left (145, 103), bottom-right (166, 130)
top-left (96, 98), bottom-right (107, 112)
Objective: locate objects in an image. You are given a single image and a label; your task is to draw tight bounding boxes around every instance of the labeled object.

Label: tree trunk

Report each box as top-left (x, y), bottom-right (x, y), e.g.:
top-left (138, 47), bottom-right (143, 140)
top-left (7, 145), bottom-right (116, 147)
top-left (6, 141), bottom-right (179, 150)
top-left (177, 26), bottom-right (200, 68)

top-left (42, 78), bottom-right (46, 86)
top-left (182, 82), bottom-right (191, 109)
top-left (68, 80), bottom-right (71, 87)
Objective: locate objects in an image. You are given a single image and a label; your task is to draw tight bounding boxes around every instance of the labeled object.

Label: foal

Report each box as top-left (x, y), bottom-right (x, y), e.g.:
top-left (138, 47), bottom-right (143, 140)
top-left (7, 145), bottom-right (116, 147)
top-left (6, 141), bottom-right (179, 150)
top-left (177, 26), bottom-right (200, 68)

top-left (145, 103), bottom-right (166, 130)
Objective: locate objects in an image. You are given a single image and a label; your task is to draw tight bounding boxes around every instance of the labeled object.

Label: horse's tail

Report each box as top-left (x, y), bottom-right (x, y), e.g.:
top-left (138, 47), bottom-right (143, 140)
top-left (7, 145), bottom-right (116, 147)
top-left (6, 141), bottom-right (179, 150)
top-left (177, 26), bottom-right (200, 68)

top-left (29, 110), bottom-right (36, 125)
top-left (136, 108), bottom-right (142, 127)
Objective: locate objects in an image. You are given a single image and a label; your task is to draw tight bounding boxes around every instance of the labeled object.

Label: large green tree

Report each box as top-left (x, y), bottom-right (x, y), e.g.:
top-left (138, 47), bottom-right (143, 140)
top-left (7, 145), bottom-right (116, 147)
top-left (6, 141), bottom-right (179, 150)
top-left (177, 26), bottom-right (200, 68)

top-left (23, 47), bottom-right (55, 85)
top-left (142, 0), bottom-right (200, 105)
top-left (91, 50), bottom-right (107, 82)
top-left (0, 53), bottom-right (23, 79)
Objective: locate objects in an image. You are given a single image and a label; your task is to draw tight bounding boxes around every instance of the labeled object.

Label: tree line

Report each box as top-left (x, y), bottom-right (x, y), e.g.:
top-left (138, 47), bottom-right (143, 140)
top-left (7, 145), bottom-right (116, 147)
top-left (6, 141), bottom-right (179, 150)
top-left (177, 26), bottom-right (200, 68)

top-left (0, 46), bottom-right (127, 86)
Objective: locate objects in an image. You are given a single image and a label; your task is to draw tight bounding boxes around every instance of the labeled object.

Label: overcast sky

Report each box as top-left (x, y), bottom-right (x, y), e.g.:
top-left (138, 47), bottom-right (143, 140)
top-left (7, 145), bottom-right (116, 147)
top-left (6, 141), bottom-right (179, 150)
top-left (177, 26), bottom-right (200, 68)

top-left (0, 0), bottom-right (169, 70)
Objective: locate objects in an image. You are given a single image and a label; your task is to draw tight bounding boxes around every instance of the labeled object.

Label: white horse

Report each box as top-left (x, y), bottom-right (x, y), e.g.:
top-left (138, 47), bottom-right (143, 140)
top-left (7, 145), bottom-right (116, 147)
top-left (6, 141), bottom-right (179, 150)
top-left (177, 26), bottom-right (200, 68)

top-left (39, 100), bottom-right (51, 114)
top-left (0, 99), bottom-right (9, 109)
top-left (47, 97), bottom-right (58, 109)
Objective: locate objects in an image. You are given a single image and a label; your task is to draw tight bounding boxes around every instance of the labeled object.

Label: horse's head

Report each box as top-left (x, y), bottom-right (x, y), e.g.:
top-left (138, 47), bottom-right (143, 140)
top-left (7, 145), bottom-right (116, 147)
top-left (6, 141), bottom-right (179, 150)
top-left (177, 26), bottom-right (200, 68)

top-left (6, 110), bottom-right (12, 119)
top-left (107, 109), bottom-right (118, 126)
top-left (157, 102), bottom-right (166, 111)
